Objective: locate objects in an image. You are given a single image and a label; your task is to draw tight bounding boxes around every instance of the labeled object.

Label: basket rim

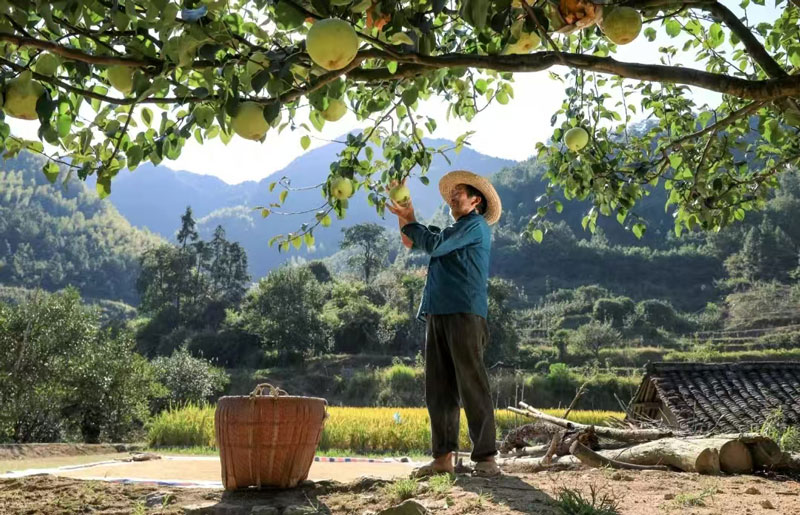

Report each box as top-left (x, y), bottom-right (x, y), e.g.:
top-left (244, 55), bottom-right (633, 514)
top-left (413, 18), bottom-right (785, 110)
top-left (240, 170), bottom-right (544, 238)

top-left (216, 395), bottom-right (328, 402)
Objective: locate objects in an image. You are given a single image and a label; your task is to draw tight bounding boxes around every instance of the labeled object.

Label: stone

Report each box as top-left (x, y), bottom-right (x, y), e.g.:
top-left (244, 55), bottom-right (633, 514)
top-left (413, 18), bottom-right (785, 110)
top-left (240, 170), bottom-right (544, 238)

top-left (145, 491), bottom-right (174, 507)
top-left (377, 499), bottom-right (429, 515)
top-left (745, 487), bottom-right (761, 495)
top-left (251, 507), bottom-right (280, 515)
top-left (182, 501), bottom-right (217, 514)
top-left (663, 493), bottom-right (675, 500)
top-left (282, 506), bottom-right (319, 515)
top-left (761, 500), bottom-right (776, 509)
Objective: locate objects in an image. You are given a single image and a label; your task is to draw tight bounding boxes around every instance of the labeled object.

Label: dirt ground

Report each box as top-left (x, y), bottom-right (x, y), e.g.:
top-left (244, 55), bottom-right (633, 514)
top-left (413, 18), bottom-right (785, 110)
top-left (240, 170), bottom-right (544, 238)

top-left (1, 467), bottom-right (799, 514)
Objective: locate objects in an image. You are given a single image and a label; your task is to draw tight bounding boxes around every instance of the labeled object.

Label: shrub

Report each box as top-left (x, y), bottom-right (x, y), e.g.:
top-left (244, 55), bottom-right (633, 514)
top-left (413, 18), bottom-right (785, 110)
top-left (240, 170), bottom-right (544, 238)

top-left (151, 346), bottom-right (229, 412)
top-left (592, 297), bottom-right (635, 328)
top-left (377, 363), bottom-right (423, 406)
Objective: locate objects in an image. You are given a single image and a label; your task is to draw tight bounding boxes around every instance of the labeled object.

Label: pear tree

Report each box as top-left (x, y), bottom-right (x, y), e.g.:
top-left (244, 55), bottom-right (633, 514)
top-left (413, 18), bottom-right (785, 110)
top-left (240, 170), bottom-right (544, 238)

top-left (0, 0), bottom-right (799, 250)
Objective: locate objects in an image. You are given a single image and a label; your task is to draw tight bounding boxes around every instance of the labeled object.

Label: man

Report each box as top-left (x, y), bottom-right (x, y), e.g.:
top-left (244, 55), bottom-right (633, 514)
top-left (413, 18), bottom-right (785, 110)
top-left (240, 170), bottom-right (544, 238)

top-left (387, 170), bottom-right (502, 478)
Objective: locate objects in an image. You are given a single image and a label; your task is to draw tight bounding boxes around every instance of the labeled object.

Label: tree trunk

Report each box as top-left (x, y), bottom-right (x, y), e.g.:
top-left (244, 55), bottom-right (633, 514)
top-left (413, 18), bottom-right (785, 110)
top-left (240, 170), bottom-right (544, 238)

top-left (597, 437), bottom-right (755, 475)
top-left (570, 441), bottom-right (669, 471)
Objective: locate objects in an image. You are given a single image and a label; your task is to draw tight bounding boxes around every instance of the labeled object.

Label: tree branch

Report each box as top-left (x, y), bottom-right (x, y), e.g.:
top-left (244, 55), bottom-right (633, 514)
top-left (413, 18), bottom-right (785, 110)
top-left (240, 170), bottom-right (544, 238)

top-left (0, 32), bottom-right (161, 68)
top-left (356, 51), bottom-right (800, 101)
top-left (701, 2), bottom-right (787, 79)
top-left (668, 100), bottom-right (765, 149)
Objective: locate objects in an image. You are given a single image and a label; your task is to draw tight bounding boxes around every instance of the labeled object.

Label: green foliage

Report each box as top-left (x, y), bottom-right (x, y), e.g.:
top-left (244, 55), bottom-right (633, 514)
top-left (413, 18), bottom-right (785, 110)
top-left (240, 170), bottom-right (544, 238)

top-left (758, 408), bottom-right (800, 453)
top-left (592, 297), bottom-right (635, 328)
top-left (485, 277), bottom-right (524, 365)
top-left (0, 289), bottom-right (161, 443)
top-left (150, 346), bottom-right (229, 412)
top-left (0, 154), bottom-right (162, 304)
top-left (137, 220), bottom-right (250, 333)
top-left (3, 0), bottom-right (799, 248)
top-left (239, 265), bottom-right (329, 362)
top-left (321, 280), bottom-right (406, 354)
top-left (377, 362), bottom-right (423, 406)
top-left (571, 320), bottom-right (623, 359)
top-left (339, 223), bottom-right (389, 282)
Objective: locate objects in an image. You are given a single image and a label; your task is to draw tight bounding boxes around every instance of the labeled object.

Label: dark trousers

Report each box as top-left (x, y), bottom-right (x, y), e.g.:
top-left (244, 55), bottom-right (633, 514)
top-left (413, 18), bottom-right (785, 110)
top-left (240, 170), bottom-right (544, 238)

top-left (425, 313), bottom-right (497, 462)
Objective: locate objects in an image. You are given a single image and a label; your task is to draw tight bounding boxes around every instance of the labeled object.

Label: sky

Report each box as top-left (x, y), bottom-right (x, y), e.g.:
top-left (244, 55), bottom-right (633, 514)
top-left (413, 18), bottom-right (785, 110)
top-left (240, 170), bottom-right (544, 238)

top-left (8, 3), bottom-right (777, 184)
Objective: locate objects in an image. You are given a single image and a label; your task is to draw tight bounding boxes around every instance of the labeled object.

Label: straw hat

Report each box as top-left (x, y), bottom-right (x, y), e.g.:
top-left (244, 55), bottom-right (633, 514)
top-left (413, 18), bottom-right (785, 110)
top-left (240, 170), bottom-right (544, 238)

top-left (438, 170), bottom-right (502, 225)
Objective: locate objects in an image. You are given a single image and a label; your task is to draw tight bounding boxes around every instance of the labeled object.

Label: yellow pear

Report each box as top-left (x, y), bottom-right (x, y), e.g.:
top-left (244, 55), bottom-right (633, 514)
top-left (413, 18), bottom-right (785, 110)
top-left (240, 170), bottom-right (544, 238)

top-left (389, 184), bottom-right (411, 205)
top-left (107, 65), bottom-right (135, 95)
top-left (231, 101), bottom-right (269, 141)
top-left (35, 53), bottom-right (61, 76)
top-left (502, 31), bottom-right (541, 55)
top-left (306, 18), bottom-right (360, 71)
top-left (330, 176), bottom-right (354, 200)
top-left (320, 99), bottom-right (347, 122)
top-left (601, 7), bottom-right (642, 45)
top-left (3, 72), bottom-right (45, 120)
top-left (564, 127), bottom-right (590, 151)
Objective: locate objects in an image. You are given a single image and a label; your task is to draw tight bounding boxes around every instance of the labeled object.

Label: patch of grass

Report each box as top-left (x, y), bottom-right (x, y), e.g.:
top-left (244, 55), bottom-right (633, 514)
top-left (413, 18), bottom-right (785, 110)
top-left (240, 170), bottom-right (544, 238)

top-left (468, 490), bottom-right (494, 509)
top-left (147, 445), bottom-right (218, 455)
top-left (428, 473), bottom-right (456, 495)
top-left (673, 487), bottom-right (715, 507)
top-left (384, 478), bottom-right (419, 502)
top-left (553, 485), bottom-right (620, 515)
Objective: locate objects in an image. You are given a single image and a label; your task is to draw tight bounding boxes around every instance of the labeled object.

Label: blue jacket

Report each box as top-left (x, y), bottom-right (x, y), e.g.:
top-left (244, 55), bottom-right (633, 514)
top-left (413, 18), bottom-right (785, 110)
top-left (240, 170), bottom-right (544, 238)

top-left (400, 211), bottom-right (491, 322)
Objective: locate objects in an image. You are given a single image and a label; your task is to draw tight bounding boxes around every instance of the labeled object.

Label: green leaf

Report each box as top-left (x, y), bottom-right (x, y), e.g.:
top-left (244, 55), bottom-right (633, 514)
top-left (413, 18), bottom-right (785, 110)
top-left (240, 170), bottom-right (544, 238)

top-left (387, 61), bottom-right (398, 74)
top-left (141, 108), bottom-right (153, 127)
top-left (96, 176), bottom-right (111, 199)
top-left (532, 229), bottom-right (543, 243)
top-left (304, 232), bottom-right (315, 247)
top-left (321, 214), bottom-right (332, 227)
top-left (261, 208), bottom-right (271, 218)
top-left (390, 33), bottom-right (414, 46)
top-left (291, 235), bottom-right (302, 249)
top-left (279, 190), bottom-right (288, 203)
top-left (301, 135), bottom-right (311, 150)
top-left (402, 87), bottom-right (418, 106)
top-left (42, 162), bottom-right (60, 183)
top-left (553, 200), bottom-right (563, 213)
top-left (309, 110), bottom-right (325, 132)
top-left (665, 20), bottom-right (681, 38)
top-left (632, 223), bottom-right (646, 239)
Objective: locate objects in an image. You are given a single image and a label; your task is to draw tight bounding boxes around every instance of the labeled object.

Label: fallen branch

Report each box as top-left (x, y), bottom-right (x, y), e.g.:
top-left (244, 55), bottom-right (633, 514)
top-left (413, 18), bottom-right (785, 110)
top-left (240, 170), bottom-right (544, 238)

top-left (513, 402), bottom-right (674, 443)
top-left (569, 440), bottom-right (670, 471)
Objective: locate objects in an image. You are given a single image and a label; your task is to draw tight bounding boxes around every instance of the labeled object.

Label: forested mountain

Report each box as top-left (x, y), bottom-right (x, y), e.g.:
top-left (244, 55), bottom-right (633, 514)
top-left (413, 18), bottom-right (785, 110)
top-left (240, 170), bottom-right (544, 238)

top-left (0, 153), bottom-right (163, 305)
top-left (103, 137), bottom-right (515, 278)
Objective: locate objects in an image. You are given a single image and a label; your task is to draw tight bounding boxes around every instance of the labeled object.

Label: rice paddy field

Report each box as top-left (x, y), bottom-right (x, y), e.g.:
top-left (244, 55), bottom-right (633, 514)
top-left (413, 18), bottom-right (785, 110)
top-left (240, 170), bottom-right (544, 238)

top-left (147, 404), bottom-right (624, 454)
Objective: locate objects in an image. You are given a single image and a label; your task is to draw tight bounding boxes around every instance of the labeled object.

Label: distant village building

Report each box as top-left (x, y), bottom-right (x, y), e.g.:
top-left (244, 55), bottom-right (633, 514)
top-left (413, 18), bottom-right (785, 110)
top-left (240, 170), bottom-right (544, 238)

top-left (627, 362), bottom-right (800, 433)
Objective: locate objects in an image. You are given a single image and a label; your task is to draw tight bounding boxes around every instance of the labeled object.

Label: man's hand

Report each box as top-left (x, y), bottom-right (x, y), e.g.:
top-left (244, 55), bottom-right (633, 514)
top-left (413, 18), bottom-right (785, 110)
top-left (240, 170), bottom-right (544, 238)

top-left (387, 178), bottom-right (416, 249)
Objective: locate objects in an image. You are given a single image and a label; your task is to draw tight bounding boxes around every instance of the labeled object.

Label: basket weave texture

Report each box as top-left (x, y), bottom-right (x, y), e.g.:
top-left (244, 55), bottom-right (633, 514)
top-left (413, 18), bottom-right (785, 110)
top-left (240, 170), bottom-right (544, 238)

top-left (215, 384), bottom-right (327, 489)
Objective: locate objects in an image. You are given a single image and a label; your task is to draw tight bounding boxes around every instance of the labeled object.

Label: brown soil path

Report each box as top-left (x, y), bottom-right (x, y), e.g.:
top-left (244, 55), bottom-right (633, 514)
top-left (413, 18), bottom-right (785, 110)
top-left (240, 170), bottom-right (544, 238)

top-left (1, 468), bottom-right (799, 514)
top-left (54, 456), bottom-right (416, 484)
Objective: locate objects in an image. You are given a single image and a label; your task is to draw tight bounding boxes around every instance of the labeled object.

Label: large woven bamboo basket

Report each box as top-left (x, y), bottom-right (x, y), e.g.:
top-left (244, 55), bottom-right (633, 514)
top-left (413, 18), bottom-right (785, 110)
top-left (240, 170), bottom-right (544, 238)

top-left (215, 383), bottom-right (327, 490)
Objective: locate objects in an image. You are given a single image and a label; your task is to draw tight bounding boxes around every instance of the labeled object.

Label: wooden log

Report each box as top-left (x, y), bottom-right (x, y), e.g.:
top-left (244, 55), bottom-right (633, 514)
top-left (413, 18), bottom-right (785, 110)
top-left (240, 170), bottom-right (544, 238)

top-left (599, 437), bottom-right (755, 475)
top-left (710, 433), bottom-right (783, 469)
top-left (780, 452), bottom-right (800, 471)
top-left (513, 403), bottom-right (674, 443)
top-left (570, 441), bottom-right (670, 471)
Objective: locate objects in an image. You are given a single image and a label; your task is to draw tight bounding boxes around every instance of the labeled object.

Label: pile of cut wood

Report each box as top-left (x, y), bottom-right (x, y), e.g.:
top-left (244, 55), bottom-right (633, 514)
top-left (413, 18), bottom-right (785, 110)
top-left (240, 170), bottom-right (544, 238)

top-left (502, 402), bottom-right (800, 475)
